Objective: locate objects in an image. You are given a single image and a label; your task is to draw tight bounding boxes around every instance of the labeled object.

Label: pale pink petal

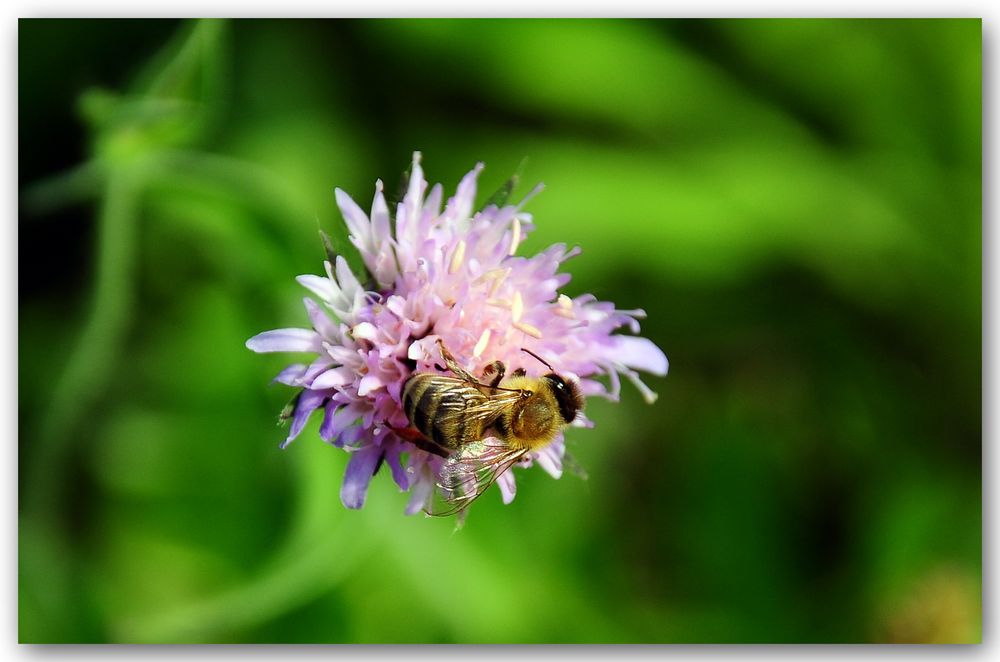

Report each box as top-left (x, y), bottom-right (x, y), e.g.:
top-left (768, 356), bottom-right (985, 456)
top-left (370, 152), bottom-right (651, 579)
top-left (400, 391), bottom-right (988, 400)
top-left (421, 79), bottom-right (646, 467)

top-left (335, 188), bottom-right (373, 252)
top-left (334, 256), bottom-right (362, 299)
top-left (358, 374), bottom-right (383, 396)
top-left (310, 366), bottom-right (354, 390)
top-left (246, 328), bottom-right (321, 353)
top-left (405, 472), bottom-right (434, 515)
top-left (370, 181), bottom-right (392, 248)
top-left (303, 298), bottom-right (339, 340)
top-left (613, 335), bottom-right (669, 376)
top-left (448, 162), bottom-right (483, 223)
top-left (351, 322), bottom-right (379, 343)
top-left (296, 274), bottom-right (340, 304)
top-left (534, 437), bottom-right (565, 479)
top-left (272, 363), bottom-right (308, 386)
top-left (497, 470), bottom-right (517, 504)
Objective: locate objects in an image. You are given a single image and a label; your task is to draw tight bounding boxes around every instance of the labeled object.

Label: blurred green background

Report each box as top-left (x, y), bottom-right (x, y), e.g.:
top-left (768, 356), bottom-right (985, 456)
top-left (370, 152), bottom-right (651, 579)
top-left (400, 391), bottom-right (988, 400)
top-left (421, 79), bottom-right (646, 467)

top-left (19, 18), bottom-right (981, 643)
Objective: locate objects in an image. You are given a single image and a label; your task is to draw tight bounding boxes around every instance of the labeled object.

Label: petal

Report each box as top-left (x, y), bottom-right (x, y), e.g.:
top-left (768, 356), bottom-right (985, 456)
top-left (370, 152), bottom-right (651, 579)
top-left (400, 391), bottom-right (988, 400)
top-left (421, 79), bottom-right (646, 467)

top-left (319, 401), bottom-right (365, 443)
top-left (405, 472), bottom-right (434, 516)
top-left (534, 437), bottom-right (565, 479)
top-left (281, 389), bottom-right (327, 449)
top-left (423, 183), bottom-right (443, 218)
top-left (384, 442), bottom-right (409, 491)
top-left (497, 470), bottom-right (517, 505)
top-left (351, 322), bottom-right (379, 343)
top-left (358, 374), bottom-right (383, 396)
top-left (370, 181), bottom-right (392, 248)
top-left (621, 366), bottom-right (660, 405)
top-left (336, 425), bottom-right (366, 450)
top-left (340, 444), bottom-right (383, 509)
top-left (614, 336), bottom-right (669, 376)
top-left (448, 162), bottom-right (483, 222)
top-left (334, 256), bottom-right (362, 300)
top-left (401, 151), bottom-right (425, 234)
top-left (335, 188), bottom-right (372, 250)
top-left (310, 366), bottom-right (354, 390)
top-left (303, 355), bottom-right (335, 383)
top-left (296, 274), bottom-right (341, 305)
top-left (246, 328), bottom-right (322, 353)
top-left (304, 298), bottom-right (339, 340)
top-left (272, 363), bottom-right (308, 386)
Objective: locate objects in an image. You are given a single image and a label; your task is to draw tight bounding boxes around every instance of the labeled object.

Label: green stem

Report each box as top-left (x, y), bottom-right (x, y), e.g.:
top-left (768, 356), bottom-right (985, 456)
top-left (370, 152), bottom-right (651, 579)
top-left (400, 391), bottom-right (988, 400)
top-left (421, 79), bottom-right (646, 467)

top-left (27, 166), bottom-right (139, 519)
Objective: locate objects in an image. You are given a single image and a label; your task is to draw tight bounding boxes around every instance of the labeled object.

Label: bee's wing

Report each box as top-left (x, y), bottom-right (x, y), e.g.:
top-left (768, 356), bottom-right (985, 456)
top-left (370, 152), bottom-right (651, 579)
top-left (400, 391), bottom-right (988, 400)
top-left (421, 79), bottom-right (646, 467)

top-left (424, 438), bottom-right (527, 518)
top-left (432, 377), bottom-right (524, 429)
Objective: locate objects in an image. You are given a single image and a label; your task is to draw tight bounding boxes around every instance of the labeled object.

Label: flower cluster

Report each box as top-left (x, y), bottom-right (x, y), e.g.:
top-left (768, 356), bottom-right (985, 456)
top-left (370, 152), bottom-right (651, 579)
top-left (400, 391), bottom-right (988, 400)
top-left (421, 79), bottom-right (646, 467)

top-left (247, 153), bottom-right (668, 514)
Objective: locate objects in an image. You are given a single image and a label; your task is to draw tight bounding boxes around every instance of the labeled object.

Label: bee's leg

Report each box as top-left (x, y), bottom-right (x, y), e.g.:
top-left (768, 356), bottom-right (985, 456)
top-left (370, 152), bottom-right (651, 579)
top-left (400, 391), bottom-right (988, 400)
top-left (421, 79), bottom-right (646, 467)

top-left (406, 435), bottom-right (452, 459)
top-left (389, 423), bottom-right (451, 458)
top-left (436, 339), bottom-right (481, 384)
top-left (481, 360), bottom-right (506, 389)
top-left (511, 367), bottom-right (526, 378)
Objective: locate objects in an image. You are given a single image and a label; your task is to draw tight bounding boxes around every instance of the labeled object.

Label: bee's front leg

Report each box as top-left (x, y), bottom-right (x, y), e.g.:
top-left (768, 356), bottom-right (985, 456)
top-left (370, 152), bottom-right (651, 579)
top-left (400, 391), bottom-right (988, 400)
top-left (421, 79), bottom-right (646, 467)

top-left (481, 360), bottom-right (506, 389)
top-left (436, 339), bottom-right (479, 384)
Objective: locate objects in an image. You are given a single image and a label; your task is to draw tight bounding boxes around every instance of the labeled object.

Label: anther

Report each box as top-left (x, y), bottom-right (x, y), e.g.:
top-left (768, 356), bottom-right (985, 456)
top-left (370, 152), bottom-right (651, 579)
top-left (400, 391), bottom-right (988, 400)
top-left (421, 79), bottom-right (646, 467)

top-left (513, 321), bottom-right (543, 338)
top-left (473, 329), bottom-right (491, 358)
top-left (508, 218), bottom-right (521, 256)
top-left (448, 240), bottom-right (466, 275)
top-left (511, 291), bottom-right (524, 322)
top-left (487, 268), bottom-right (509, 298)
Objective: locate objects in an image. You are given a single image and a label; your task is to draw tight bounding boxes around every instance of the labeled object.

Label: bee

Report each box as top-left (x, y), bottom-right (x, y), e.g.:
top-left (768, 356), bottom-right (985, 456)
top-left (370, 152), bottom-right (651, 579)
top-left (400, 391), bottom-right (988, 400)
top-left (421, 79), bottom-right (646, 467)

top-left (399, 339), bottom-right (584, 516)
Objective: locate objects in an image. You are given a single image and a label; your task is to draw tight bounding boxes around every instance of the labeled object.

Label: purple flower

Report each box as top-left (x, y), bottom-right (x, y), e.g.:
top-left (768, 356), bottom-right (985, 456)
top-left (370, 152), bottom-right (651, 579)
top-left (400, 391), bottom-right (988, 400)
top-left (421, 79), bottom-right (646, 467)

top-left (247, 152), bottom-right (668, 516)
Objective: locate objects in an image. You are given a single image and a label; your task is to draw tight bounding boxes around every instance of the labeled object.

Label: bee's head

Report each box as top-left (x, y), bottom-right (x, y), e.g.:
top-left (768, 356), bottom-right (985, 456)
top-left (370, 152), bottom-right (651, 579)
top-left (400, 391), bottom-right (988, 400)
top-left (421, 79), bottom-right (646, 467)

top-left (543, 373), bottom-right (584, 424)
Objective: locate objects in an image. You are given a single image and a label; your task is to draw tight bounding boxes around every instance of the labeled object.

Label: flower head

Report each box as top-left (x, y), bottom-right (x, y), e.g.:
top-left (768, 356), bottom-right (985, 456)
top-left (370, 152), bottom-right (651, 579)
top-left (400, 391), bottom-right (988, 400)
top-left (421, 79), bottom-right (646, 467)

top-left (247, 153), bottom-right (668, 516)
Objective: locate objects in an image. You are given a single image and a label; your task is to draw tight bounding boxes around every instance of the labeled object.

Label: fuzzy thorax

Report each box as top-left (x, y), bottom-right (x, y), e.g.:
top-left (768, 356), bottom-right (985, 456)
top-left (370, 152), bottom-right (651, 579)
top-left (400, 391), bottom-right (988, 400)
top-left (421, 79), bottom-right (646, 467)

top-left (496, 375), bottom-right (567, 451)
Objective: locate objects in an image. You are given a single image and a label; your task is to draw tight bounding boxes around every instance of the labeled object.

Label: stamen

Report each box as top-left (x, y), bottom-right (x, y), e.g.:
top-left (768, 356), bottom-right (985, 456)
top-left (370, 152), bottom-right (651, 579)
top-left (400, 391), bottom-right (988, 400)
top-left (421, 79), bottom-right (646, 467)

top-left (511, 291), bottom-right (524, 322)
top-left (448, 240), bottom-right (466, 274)
top-left (554, 294), bottom-right (575, 318)
top-left (487, 268), bottom-right (509, 298)
top-left (513, 321), bottom-right (543, 338)
top-left (620, 366), bottom-right (659, 404)
top-left (508, 217), bottom-right (522, 256)
top-left (473, 267), bottom-right (504, 286)
top-left (473, 329), bottom-right (491, 358)
top-left (486, 298), bottom-right (512, 309)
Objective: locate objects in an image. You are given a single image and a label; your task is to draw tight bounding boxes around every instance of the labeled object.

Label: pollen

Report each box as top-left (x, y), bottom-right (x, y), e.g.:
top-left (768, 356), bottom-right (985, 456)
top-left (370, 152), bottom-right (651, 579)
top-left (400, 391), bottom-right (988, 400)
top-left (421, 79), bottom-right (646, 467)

top-left (513, 321), bottom-right (543, 338)
top-left (487, 268), bottom-right (509, 298)
top-left (553, 294), bottom-right (575, 318)
top-left (473, 329), bottom-right (491, 357)
top-left (448, 240), bottom-right (466, 274)
top-left (511, 290), bottom-right (524, 322)
top-left (509, 217), bottom-right (522, 256)
top-left (474, 267), bottom-right (504, 286)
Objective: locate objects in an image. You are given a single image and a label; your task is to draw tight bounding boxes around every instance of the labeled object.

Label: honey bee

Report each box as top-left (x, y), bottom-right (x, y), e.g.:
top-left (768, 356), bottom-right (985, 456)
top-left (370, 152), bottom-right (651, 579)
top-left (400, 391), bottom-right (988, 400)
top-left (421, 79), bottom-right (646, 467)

top-left (399, 339), bottom-right (584, 516)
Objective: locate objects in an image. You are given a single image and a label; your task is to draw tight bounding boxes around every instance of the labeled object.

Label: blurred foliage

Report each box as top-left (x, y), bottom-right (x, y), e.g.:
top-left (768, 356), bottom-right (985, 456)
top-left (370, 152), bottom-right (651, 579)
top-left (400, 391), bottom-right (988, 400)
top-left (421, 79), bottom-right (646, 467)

top-left (19, 18), bottom-right (980, 643)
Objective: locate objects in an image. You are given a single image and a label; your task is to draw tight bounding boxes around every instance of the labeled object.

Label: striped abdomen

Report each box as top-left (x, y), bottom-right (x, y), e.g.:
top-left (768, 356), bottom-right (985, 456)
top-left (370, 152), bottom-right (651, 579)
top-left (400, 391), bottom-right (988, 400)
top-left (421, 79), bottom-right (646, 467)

top-left (402, 374), bottom-right (491, 449)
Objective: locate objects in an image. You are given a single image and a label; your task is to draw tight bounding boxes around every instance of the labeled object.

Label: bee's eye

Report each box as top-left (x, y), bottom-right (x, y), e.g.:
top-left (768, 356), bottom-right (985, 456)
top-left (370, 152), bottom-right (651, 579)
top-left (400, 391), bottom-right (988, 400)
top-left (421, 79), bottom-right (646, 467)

top-left (545, 373), bottom-right (579, 424)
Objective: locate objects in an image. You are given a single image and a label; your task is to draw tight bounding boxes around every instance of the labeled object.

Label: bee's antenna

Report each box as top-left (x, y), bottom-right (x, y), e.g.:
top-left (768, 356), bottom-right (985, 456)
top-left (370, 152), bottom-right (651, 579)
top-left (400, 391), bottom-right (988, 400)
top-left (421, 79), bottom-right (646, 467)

top-left (521, 348), bottom-right (553, 372)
